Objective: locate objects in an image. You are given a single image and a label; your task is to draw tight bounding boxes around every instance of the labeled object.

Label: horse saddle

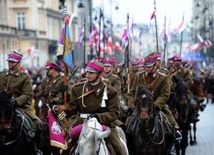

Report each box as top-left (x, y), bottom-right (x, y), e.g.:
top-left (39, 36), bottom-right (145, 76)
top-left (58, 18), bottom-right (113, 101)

top-left (125, 109), bottom-right (138, 135)
top-left (158, 111), bottom-right (173, 135)
top-left (15, 108), bottom-right (36, 141)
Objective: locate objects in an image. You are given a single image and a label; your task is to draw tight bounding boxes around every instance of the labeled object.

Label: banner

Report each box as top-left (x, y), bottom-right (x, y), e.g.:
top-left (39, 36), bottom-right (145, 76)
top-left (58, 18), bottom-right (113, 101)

top-left (48, 110), bottom-right (68, 150)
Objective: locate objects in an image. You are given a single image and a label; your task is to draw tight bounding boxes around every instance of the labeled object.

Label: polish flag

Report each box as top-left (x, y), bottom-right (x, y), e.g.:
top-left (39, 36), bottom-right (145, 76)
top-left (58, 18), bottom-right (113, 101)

top-left (149, 10), bottom-right (156, 27)
top-left (114, 41), bottom-right (122, 52)
top-left (197, 34), bottom-right (204, 43)
top-left (175, 16), bottom-right (185, 34)
top-left (204, 39), bottom-right (212, 48)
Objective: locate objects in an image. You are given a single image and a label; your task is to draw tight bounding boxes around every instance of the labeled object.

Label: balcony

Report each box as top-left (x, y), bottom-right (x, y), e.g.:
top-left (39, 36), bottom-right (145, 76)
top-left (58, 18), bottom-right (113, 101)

top-left (0, 25), bottom-right (17, 36)
top-left (16, 29), bottom-right (37, 38)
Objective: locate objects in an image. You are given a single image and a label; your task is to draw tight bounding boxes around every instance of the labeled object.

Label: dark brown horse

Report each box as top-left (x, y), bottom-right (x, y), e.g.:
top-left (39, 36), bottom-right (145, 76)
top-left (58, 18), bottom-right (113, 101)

top-left (34, 96), bottom-right (61, 155)
top-left (125, 85), bottom-right (166, 155)
top-left (188, 78), bottom-right (206, 145)
top-left (173, 79), bottom-right (196, 155)
top-left (0, 91), bottom-right (35, 155)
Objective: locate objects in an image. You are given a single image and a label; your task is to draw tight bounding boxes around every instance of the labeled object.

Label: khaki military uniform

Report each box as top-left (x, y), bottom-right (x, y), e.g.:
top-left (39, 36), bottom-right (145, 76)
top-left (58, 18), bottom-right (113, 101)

top-left (68, 80), bottom-right (125, 155)
top-left (40, 75), bottom-right (65, 103)
top-left (128, 69), bottom-right (179, 129)
top-left (102, 72), bottom-right (121, 94)
top-left (0, 70), bottom-right (40, 122)
top-left (171, 67), bottom-right (193, 86)
top-left (170, 66), bottom-right (194, 98)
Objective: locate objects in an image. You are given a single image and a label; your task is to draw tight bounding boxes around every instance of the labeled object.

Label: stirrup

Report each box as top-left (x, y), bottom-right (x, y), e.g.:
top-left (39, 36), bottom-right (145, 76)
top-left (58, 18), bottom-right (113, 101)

top-left (175, 130), bottom-right (182, 141)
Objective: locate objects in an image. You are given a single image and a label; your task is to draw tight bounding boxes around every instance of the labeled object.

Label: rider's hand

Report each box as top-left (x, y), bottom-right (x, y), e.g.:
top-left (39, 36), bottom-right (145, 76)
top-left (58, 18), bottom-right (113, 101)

top-left (11, 98), bottom-right (17, 106)
top-left (49, 100), bottom-right (59, 113)
top-left (88, 113), bottom-right (100, 122)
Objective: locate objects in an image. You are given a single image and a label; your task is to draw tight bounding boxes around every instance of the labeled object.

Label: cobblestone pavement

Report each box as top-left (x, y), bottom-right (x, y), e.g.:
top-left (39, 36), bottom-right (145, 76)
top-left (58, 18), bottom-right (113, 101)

top-left (186, 102), bottom-right (214, 155)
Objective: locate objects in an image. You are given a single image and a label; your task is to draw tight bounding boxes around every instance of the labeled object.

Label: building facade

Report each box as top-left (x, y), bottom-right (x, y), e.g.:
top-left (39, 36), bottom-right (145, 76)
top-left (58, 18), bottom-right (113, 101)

top-left (0, 0), bottom-right (77, 70)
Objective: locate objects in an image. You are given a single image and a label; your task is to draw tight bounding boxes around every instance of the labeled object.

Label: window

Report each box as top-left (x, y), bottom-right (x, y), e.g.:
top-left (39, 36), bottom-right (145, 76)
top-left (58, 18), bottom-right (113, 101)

top-left (17, 13), bottom-right (25, 30)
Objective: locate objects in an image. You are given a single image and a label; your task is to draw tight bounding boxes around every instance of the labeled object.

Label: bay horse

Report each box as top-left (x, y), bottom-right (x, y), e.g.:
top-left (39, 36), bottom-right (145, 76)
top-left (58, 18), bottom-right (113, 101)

top-left (188, 78), bottom-right (206, 145)
top-left (125, 85), bottom-right (167, 155)
top-left (34, 95), bottom-right (61, 155)
top-left (173, 79), bottom-right (196, 155)
top-left (0, 91), bottom-right (35, 155)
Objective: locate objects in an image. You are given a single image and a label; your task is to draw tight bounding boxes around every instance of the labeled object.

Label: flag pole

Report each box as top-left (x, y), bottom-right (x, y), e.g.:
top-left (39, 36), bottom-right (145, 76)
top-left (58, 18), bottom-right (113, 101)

top-left (179, 15), bottom-right (184, 56)
top-left (56, 1), bottom-right (71, 134)
top-left (98, 8), bottom-right (102, 58)
top-left (163, 15), bottom-right (167, 66)
top-left (83, 18), bottom-right (86, 70)
top-left (154, 0), bottom-right (159, 52)
top-left (126, 13), bottom-right (130, 93)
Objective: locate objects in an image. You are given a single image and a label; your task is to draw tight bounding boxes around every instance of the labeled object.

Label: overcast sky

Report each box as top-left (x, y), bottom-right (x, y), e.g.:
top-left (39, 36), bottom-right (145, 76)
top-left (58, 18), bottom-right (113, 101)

top-left (93, 0), bottom-right (193, 28)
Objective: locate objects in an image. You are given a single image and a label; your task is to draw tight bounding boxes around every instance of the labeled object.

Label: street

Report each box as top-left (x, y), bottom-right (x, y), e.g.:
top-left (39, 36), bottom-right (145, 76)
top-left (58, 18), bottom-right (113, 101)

top-left (186, 102), bottom-right (214, 155)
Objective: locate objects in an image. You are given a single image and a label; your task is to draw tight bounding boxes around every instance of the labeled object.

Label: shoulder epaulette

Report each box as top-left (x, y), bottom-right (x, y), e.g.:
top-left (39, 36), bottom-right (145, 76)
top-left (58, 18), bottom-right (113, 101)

top-left (74, 81), bottom-right (85, 87)
top-left (157, 71), bottom-right (167, 77)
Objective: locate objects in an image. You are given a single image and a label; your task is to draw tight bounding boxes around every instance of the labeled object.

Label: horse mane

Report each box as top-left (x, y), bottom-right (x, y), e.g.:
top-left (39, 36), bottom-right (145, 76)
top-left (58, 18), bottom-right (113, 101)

top-left (135, 84), bottom-right (154, 112)
top-left (136, 84), bottom-right (153, 101)
top-left (0, 91), bottom-right (11, 103)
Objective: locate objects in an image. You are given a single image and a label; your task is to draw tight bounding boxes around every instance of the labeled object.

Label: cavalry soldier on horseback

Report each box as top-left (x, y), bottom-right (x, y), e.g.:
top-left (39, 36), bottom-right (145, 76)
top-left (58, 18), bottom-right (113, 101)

top-left (67, 59), bottom-right (126, 155)
top-left (127, 54), bottom-right (181, 153)
top-left (101, 58), bottom-right (122, 94)
top-left (101, 58), bottom-right (128, 123)
top-left (0, 50), bottom-right (43, 154)
top-left (37, 61), bottom-right (71, 115)
top-left (168, 55), bottom-right (194, 87)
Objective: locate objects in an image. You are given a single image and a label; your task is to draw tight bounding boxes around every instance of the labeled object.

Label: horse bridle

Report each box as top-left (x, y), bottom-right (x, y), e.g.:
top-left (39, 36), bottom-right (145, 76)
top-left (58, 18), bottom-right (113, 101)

top-left (2, 114), bottom-right (25, 146)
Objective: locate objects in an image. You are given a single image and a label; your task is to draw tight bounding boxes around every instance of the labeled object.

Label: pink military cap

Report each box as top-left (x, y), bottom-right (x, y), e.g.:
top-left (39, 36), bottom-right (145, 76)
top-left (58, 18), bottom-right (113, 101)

top-left (86, 59), bottom-right (104, 73)
top-left (103, 58), bottom-right (115, 67)
top-left (144, 56), bottom-right (157, 67)
top-left (171, 55), bottom-right (182, 61)
top-left (147, 52), bottom-right (161, 60)
top-left (7, 51), bottom-right (23, 62)
top-left (45, 61), bottom-right (61, 70)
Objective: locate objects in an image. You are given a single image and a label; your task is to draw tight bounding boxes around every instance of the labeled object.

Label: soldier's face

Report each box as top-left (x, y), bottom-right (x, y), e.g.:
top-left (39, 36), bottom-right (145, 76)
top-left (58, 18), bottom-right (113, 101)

top-left (103, 66), bottom-right (112, 74)
top-left (145, 64), bottom-right (156, 74)
top-left (86, 71), bottom-right (100, 82)
top-left (8, 61), bottom-right (19, 70)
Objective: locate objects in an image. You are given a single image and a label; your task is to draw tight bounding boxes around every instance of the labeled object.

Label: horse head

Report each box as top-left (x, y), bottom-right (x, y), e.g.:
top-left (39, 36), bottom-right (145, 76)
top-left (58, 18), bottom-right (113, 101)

top-left (135, 85), bottom-right (154, 120)
top-left (174, 79), bottom-right (189, 105)
top-left (76, 118), bottom-right (111, 155)
top-left (34, 97), bottom-right (49, 122)
top-left (0, 91), bottom-right (14, 132)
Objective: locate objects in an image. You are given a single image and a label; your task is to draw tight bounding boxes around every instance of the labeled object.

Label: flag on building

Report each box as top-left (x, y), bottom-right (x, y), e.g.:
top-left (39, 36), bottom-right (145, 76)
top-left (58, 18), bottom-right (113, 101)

top-left (204, 39), bottom-right (212, 48)
top-left (197, 33), bottom-right (204, 43)
top-left (78, 21), bottom-right (85, 48)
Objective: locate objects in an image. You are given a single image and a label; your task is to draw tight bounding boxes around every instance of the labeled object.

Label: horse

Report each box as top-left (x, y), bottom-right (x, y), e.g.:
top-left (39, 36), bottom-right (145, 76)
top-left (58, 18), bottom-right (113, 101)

top-left (125, 85), bottom-right (167, 155)
top-left (0, 91), bottom-right (35, 155)
top-left (173, 79), bottom-right (196, 155)
top-left (188, 78), bottom-right (206, 145)
top-left (34, 95), bottom-right (62, 155)
top-left (65, 117), bottom-right (129, 155)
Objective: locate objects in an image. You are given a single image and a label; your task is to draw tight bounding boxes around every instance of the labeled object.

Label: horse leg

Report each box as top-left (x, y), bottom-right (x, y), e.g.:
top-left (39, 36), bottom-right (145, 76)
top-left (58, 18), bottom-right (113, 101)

top-left (193, 122), bottom-right (197, 145)
top-left (181, 126), bottom-right (189, 155)
top-left (189, 124), bottom-right (194, 145)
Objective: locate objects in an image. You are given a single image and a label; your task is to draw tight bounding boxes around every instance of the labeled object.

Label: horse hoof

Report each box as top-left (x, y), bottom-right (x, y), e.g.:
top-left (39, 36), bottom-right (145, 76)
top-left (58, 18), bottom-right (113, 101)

top-left (190, 140), bottom-right (197, 145)
top-left (190, 140), bottom-right (194, 146)
top-left (193, 141), bottom-right (197, 145)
